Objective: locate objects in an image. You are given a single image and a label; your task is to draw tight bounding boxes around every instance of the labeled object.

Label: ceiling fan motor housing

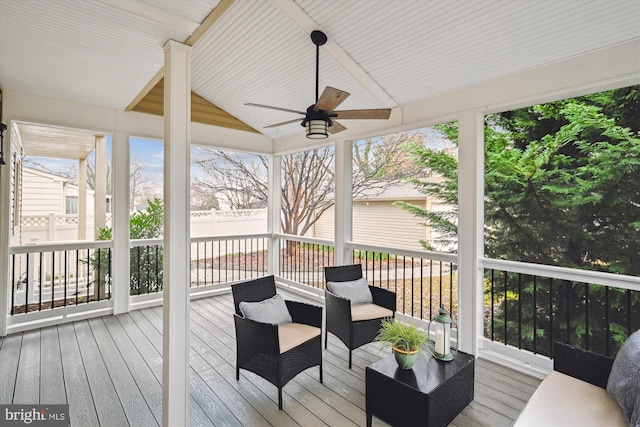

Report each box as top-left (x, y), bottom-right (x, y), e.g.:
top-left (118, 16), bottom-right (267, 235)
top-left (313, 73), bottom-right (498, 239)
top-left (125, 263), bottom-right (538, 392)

top-left (301, 105), bottom-right (332, 127)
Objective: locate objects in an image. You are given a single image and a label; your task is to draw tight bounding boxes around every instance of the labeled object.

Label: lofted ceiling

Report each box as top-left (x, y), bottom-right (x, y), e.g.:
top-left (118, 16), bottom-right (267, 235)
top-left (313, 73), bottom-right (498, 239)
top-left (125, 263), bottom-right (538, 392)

top-left (0, 0), bottom-right (639, 141)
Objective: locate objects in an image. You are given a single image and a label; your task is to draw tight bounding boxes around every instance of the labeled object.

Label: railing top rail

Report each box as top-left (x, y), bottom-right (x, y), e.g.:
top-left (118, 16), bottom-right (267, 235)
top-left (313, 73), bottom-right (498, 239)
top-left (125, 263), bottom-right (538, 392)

top-left (274, 233), bottom-right (334, 246)
top-left (130, 238), bottom-right (164, 248)
top-left (482, 257), bottom-right (640, 292)
top-left (347, 241), bottom-right (458, 264)
top-left (190, 233), bottom-right (271, 244)
top-left (9, 240), bottom-right (113, 254)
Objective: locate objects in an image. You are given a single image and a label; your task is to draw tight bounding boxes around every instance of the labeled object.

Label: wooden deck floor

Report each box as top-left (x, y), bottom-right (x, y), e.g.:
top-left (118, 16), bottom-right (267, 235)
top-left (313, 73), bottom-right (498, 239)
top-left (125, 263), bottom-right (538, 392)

top-left (0, 291), bottom-right (541, 426)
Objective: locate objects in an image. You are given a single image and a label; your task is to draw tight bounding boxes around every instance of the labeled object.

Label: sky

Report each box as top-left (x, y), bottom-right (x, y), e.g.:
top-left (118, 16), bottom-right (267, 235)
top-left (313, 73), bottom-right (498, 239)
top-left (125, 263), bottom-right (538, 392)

top-left (25, 136), bottom-right (164, 186)
top-left (25, 125), bottom-right (455, 190)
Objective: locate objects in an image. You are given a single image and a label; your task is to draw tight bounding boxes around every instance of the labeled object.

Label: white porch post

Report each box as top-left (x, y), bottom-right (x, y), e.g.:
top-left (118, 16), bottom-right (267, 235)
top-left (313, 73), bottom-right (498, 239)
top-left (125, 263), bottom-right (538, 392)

top-left (112, 132), bottom-right (130, 315)
top-left (162, 40), bottom-right (191, 427)
top-left (0, 128), bottom-right (10, 336)
top-left (78, 157), bottom-right (88, 240)
top-left (457, 111), bottom-right (485, 355)
top-left (334, 140), bottom-right (353, 266)
top-left (268, 155), bottom-right (282, 275)
top-left (94, 135), bottom-right (107, 236)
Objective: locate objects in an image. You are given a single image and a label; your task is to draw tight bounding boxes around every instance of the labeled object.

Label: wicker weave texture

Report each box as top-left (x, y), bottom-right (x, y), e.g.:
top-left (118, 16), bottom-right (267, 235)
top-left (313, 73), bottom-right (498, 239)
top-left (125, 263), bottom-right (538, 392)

top-left (553, 341), bottom-right (613, 388)
top-left (231, 275), bottom-right (323, 409)
top-left (324, 264), bottom-right (396, 368)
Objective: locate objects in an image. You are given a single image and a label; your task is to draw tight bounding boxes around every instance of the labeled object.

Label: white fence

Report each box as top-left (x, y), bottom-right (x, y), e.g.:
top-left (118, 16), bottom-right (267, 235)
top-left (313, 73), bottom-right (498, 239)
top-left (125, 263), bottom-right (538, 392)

top-left (13, 209), bottom-right (268, 244)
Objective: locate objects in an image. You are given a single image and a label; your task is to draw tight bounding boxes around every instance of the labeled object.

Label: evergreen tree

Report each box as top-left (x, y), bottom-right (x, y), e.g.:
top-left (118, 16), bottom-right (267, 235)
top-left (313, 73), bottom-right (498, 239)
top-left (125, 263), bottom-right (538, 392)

top-left (398, 85), bottom-right (640, 354)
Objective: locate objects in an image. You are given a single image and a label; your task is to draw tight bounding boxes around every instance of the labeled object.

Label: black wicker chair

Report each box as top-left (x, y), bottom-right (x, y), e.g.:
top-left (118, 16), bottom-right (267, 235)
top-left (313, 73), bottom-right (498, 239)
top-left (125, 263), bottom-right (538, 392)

top-left (324, 264), bottom-right (396, 368)
top-left (231, 275), bottom-right (323, 409)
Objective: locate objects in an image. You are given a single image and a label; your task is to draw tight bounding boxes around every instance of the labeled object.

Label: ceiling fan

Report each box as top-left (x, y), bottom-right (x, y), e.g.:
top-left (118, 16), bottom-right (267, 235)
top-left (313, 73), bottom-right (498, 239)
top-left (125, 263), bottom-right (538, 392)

top-left (246, 30), bottom-right (392, 139)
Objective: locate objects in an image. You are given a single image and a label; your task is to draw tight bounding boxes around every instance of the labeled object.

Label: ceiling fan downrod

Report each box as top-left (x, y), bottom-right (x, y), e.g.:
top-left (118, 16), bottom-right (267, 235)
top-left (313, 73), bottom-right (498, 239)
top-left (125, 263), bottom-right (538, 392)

top-left (310, 30), bottom-right (327, 104)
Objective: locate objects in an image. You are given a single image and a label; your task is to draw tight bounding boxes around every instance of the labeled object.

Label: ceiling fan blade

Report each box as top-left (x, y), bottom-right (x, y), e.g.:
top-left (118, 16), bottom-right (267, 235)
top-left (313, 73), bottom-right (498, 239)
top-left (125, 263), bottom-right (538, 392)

top-left (332, 109), bottom-right (392, 120)
top-left (263, 118), bottom-right (302, 128)
top-left (245, 103), bottom-right (306, 115)
top-left (329, 120), bottom-right (347, 134)
top-left (314, 87), bottom-right (350, 112)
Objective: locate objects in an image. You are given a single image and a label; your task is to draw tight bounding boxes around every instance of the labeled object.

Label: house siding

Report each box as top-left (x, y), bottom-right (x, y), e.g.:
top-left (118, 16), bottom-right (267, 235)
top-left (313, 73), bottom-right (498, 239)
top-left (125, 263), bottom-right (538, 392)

top-left (314, 200), bottom-right (428, 251)
top-left (21, 171), bottom-right (64, 216)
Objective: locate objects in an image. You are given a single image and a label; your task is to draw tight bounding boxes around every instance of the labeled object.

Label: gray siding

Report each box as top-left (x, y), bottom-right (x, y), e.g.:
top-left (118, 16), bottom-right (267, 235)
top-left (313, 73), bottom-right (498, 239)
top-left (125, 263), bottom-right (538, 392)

top-left (314, 200), bottom-right (428, 251)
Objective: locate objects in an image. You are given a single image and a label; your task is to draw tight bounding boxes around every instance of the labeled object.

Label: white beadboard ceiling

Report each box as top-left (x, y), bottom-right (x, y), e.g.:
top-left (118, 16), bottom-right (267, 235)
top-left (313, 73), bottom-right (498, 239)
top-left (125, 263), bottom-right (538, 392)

top-left (1, 0), bottom-right (639, 140)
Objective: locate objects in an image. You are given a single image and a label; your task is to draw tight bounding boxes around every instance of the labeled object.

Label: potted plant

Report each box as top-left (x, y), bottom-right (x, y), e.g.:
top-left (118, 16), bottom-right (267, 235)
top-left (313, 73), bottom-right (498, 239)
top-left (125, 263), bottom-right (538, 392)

top-left (375, 318), bottom-right (429, 369)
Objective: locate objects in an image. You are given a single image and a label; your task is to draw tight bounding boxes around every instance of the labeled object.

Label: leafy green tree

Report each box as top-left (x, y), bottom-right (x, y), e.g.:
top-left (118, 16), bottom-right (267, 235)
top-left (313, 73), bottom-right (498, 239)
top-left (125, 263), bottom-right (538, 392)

top-left (129, 198), bottom-right (164, 295)
top-left (85, 227), bottom-right (113, 300)
top-left (393, 125), bottom-right (459, 252)
top-left (397, 86), bottom-right (640, 354)
top-left (93, 198), bottom-right (164, 296)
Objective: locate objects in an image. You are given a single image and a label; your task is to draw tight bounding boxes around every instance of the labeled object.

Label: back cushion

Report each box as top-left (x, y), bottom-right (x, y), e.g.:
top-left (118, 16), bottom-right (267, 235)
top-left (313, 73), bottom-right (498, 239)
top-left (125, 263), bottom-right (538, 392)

top-left (326, 278), bottom-right (373, 305)
top-left (239, 294), bottom-right (292, 325)
top-left (606, 329), bottom-right (640, 426)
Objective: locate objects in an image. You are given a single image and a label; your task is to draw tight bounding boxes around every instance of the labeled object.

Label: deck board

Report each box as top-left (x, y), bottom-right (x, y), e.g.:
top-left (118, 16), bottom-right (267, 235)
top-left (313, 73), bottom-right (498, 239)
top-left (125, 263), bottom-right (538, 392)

top-left (58, 322), bottom-right (100, 426)
top-left (0, 333), bottom-right (21, 404)
top-left (74, 320), bottom-right (129, 426)
top-left (13, 330), bottom-right (40, 403)
top-left (87, 317), bottom-right (158, 426)
top-left (40, 326), bottom-right (65, 404)
top-left (0, 292), bottom-right (541, 426)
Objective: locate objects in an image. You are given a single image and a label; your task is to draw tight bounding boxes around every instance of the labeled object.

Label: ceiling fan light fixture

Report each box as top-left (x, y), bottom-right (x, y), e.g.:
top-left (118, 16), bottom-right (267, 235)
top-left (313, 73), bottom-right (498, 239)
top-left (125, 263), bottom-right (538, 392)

top-left (306, 118), bottom-right (329, 139)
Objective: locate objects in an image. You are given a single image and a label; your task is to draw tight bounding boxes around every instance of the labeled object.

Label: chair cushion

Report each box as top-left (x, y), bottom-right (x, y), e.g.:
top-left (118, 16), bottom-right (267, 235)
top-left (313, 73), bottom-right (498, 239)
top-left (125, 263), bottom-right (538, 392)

top-left (351, 303), bottom-right (393, 322)
top-left (278, 323), bottom-right (321, 353)
top-left (606, 329), bottom-right (640, 426)
top-left (327, 278), bottom-right (373, 305)
top-left (239, 294), bottom-right (292, 325)
top-left (515, 371), bottom-right (627, 427)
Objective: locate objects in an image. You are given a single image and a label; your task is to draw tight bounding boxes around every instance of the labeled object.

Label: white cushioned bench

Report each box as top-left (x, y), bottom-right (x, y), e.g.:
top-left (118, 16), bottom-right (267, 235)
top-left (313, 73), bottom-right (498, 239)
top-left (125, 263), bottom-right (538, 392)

top-left (514, 342), bottom-right (630, 427)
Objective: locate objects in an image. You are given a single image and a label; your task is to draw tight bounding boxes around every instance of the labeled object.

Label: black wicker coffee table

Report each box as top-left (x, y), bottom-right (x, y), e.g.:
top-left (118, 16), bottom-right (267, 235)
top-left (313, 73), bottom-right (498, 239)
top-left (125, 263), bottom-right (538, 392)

top-left (366, 350), bottom-right (474, 427)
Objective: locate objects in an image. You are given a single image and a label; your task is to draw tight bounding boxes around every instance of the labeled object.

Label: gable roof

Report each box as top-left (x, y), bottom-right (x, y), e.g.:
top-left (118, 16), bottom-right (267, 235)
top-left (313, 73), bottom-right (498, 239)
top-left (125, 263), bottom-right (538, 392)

top-left (0, 0), bottom-right (638, 143)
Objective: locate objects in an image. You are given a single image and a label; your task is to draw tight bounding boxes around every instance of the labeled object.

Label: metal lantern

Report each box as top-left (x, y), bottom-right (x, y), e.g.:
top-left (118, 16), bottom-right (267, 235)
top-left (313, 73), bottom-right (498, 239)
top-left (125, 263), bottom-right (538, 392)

top-left (430, 306), bottom-right (453, 361)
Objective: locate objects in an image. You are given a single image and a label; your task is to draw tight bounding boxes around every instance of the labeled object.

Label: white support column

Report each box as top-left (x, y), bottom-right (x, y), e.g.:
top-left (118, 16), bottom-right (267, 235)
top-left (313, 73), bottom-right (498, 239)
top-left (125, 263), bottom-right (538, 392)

top-left (268, 155), bottom-right (281, 275)
top-left (457, 111), bottom-right (485, 355)
top-left (94, 135), bottom-right (107, 236)
top-left (112, 132), bottom-right (130, 315)
top-left (334, 140), bottom-right (353, 266)
top-left (78, 157), bottom-right (88, 240)
top-left (0, 127), bottom-right (9, 336)
top-left (162, 39), bottom-right (191, 427)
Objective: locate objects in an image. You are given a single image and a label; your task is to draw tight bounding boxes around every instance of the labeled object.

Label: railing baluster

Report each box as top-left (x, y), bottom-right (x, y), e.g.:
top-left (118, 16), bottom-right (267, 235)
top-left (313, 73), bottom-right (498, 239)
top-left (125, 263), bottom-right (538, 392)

top-left (86, 249), bottom-right (91, 303)
top-left (137, 247), bottom-right (142, 295)
top-left (585, 283), bottom-right (589, 350)
top-left (549, 278), bottom-right (553, 355)
top-left (75, 250), bottom-right (79, 306)
top-left (39, 252), bottom-right (43, 311)
top-left (11, 255), bottom-right (16, 316)
top-left (605, 286), bottom-right (610, 356)
top-left (566, 280), bottom-right (571, 345)
top-left (64, 251), bottom-right (68, 307)
top-left (490, 269), bottom-right (495, 342)
top-left (532, 275), bottom-right (537, 354)
top-left (51, 251), bottom-right (56, 309)
top-left (503, 271), bottom-right (508, 345)
top-left (518, 273), bottom-right (522, 349)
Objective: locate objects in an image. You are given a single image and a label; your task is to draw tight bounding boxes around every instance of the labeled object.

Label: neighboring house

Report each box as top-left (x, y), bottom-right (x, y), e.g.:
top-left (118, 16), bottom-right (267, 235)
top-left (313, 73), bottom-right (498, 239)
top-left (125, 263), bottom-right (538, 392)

top-left (13, 167), bottom-right (111, 245)
top-left (313, 179), bottom-right (453, 251)
top-left (21, 166), bottom-right (99, 217)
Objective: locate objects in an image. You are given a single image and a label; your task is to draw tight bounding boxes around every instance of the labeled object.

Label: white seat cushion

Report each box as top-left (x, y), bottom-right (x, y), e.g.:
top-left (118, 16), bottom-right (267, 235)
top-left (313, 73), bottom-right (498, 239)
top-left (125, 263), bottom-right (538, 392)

top-left (351, 303), bottom-right (393, 322)
top-left (278, 323), bottom-right (321, 353)
top-left (514, 371), bottom-right (627, 427)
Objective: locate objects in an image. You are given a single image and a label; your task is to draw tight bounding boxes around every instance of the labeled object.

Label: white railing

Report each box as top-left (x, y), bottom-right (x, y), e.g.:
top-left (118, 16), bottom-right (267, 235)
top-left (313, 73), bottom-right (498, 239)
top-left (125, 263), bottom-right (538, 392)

top-left (6, 232), bottom-right (639, 377)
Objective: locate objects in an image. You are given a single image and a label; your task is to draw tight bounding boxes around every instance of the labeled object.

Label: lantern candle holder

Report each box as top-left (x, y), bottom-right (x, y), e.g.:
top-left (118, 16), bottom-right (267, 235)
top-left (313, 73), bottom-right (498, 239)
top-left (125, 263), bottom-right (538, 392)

top-left (429, 306), bottom-right (454, 361)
